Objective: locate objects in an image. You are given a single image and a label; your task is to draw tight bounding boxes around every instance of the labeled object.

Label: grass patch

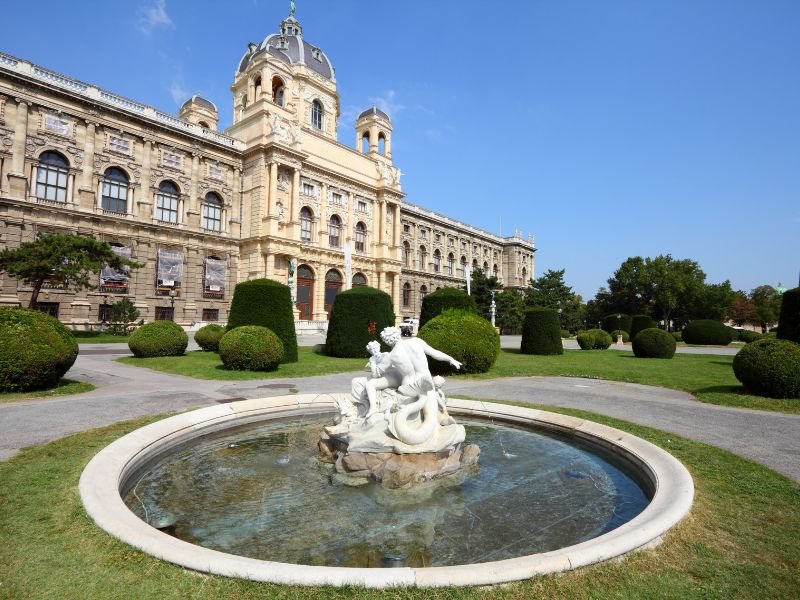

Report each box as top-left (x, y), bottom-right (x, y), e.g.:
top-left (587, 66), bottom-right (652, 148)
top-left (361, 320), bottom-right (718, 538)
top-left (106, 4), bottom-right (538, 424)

top-left (466, 349), bottom-right (800, 414)
top-left (117, 346), bottom-right (366, 380)
top-left (71, 331), bottom-right (130, 344)
top-left (0, 379), bottom-right (94, 405)
top-left (0, 407), bottom-right (798, 599)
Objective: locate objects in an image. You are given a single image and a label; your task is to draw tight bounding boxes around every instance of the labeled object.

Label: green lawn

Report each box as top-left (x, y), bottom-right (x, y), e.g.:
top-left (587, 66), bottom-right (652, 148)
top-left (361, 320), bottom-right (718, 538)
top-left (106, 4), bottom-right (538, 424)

top-left (118, 346), bottom-right (367, 380)
top-left (466, 349), bottom-right (800, 414)
top-left (0, 379), bottom-right (94, 405)
top-left (1, 407), bottom-right (797, 599)
top-left (71, 331), bottom-right (130, 344)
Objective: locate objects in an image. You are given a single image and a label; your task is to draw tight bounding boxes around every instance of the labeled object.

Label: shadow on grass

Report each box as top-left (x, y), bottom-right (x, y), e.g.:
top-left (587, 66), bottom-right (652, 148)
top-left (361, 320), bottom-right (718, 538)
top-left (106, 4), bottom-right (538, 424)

top-left (695, 385), bottom-right (747, 395)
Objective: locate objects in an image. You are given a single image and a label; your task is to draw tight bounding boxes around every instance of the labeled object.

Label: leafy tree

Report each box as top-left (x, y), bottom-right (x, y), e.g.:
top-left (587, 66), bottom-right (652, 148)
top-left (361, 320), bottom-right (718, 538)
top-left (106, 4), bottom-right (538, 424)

top-left (749, 285), bottom-right (781, 333)
top-left (525, 268), bottom-right (585, 330)
top-left (107, 297), bottom-right (141, 336)
top-left (683, 280), bottom-right (736, 322)
top-left (464, 268), bottom-right (501, 319)
top-left (494, 289), bottom-right (524, 333)
top-left (728, 293), bottom-right (756, 326)
top-left (0, 234), bottom-right (141, 308)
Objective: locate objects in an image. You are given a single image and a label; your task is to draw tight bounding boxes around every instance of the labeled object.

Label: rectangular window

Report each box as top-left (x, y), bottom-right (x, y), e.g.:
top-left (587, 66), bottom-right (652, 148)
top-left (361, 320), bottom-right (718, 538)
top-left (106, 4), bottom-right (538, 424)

top-left (108, 135), bottom-right (131, 155)
top-left (156, 248), bottom-right (183, 295)
top-left (208, 164), bottom-right (224, 181)
top-left (420, 229), bottom-right (426, 240)
top-left (162, 152), bottom-right (182, 169)
top-left (403, 223), bottom-right (410, 234)
top-left (202, 308), bottom-right (219, 322)
top-left (357, 200), bottom-right (367, 212)
top-left (33, 302), bottom-right (60, 318)
top-left (36, 165), bottom-right (68, 202)
top-left (98, 303), bottom-right (112, 323)
top-left (302, 182), bottom-right (315, 196)
top-left (435, 233), bottom-right (441, 243)
top-left (156, 193), bottom-right (179, 223)
top-left (154, 306), bottom-right (174, 321)
top-left (44, 114), bottom-right (70, 136)
top-left (101, 179), bottom-right (127, 213)
top-left (203, 257), bottom-right (226, 298)
top-left (202, 203), bottom-right (222, 231)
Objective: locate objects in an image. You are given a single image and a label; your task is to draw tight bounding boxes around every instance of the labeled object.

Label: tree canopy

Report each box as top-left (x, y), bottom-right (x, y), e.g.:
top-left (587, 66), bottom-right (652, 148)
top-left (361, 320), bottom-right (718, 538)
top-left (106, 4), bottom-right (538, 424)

top-left (0, 234), bottom-right (142, 307)
top-left (525, 268), bottom-right (585, 330)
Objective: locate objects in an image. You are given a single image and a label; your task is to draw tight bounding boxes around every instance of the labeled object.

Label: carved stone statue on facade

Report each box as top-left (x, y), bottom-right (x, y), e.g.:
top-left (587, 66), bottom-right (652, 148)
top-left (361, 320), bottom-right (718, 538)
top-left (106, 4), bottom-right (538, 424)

top-left (320, 326), bottom-right (479, 487)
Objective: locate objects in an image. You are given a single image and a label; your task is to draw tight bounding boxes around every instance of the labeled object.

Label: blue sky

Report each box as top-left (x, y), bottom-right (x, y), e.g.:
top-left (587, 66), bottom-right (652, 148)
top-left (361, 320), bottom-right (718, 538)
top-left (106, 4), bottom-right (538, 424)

top-left (3, 0), bottom-right (798, 299)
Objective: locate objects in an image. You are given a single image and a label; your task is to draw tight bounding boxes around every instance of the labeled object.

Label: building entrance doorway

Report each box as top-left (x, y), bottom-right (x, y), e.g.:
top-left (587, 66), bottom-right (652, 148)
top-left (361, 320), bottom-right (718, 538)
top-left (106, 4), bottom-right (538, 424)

top-left (324, 269), bottom-right (343, 317)
top-left (297, 265), bottom-right (314, 320)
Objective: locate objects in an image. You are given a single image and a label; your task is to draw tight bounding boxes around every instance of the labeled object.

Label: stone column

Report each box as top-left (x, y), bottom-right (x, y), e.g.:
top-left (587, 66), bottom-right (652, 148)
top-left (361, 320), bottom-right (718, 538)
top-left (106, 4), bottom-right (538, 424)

top-left (377, 270), bottom-right (384, 294)
top-left (378, 199), bottom-right (386, 245)
top-left (392, 202), bottom-right (401, 248)
top-left (231, 166), bottom-right (242, 236)
top-left (369, 124), bottom-right (379, 153)
top-left (268, 161), bottom-right (278, 218)
top-left (345, 190), bottom-right (355, 242)
top-left (138, 140), bottom-right (152, 219)
top-left (391, 273), bottom-right (400, 320)
top-left (10, 100), bottom-right (28, 174)
top-left (290, 168), bottom-right (300, 228)
top-left (188, 153), bottom-right (200, 226)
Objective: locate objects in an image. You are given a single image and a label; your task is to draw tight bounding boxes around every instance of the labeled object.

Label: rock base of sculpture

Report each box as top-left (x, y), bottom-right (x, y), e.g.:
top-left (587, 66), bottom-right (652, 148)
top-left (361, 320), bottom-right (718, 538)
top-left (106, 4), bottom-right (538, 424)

top-left (320, 435), bottom-right (480, 489)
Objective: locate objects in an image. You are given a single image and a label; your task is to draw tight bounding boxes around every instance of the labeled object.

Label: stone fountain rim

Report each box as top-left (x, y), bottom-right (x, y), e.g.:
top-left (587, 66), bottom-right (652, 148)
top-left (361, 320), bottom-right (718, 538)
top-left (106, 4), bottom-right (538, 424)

top-left (79, 394), bottom-right (694, 588)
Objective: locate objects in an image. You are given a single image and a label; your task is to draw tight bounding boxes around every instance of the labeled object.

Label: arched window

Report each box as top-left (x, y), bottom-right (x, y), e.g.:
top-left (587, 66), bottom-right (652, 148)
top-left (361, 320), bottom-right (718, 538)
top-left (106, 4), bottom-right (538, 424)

top-left (311, 100), bottom-right (323, 130)
top-left (483, 261), bottom-right (489, 274)
top-left (254, 75), bottom-right (262, 98)
top-left (297, 265), bottom-right (315, 320)
top-left (433, 249), bottom-right (441, 273)
top-left (522, 267), bottom-right (528, 283)
top-left (493, 264), bottom-right (498, 278)
top-left (460, 256), bottom-right (467, 277)
top-left (355, 221), bottom-right (367, 252)
top-left (156, 180), bottom-right (180, 223)
top-left (198, 120), bottom-right (210, 129)
top-left (472, 259), bottom-right (479, 272)
top-left (418, 246), bottom-right (427, 271)
top-left (324, 269), bottom-right (343, 316)
top-left (101, 167), bottom-right (128, 213)
top-left (402, 282), bottom-right (411, 307)
top-left (272, 76), bottom-right (285, 106)
top-left (202, 192), bottom-right (223, 231)
top-left (378, 132), bottom-right (386, 155)
top-left (36, 151), bottom-right (69, 202)
top-left (300, 207), bottom-right (313, 242)
top-left (361, 132), bottom-right (370, 154)
top-left (420, 285), bottom-right (428, 302)
top-left (328, 214), bottom-right (341, 248)
top-left (352, 272), bottom-right (367, 287)
top-left (402, 241), bottom-right (411, 267)
top-left (447, 253), bottom-right (455, 276)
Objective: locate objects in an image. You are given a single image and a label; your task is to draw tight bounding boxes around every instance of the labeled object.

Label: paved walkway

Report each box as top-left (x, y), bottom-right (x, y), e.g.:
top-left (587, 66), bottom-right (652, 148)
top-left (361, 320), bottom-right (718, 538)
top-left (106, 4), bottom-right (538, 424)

top-left (3, 339), bottom-right (796, 485)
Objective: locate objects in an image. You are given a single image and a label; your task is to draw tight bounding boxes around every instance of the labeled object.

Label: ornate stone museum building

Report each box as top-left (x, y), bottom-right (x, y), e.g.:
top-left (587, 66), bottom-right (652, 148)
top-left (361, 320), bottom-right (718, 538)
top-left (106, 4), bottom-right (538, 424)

top-left (0, 10), bottom-right (534, 329)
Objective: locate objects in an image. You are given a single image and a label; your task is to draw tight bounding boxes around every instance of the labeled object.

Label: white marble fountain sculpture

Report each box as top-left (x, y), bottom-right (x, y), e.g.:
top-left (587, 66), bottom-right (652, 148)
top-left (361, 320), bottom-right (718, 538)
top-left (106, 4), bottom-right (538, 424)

top-left (320, 326), bottom-right (480, 487)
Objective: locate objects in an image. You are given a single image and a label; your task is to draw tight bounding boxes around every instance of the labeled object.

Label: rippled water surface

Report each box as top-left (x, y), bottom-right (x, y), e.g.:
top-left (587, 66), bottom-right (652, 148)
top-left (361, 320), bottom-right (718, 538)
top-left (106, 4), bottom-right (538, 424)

top-left (125, 417), bottom-right (649, 567)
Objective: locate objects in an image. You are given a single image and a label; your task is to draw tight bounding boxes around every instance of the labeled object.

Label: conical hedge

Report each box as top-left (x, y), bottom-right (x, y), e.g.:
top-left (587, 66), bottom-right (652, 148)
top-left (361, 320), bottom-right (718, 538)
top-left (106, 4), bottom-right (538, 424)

top-left (325, 286), bottom-right (395, 357)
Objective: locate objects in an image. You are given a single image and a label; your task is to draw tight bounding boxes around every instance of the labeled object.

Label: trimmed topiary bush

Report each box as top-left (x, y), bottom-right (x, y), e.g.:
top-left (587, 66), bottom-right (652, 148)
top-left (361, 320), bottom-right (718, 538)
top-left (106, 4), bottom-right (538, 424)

top-left (128, 320), bottom-right (188, 357)
top-left (418, 309), bottom-right (499, 374)
top-left (325, 286), bottom-right (395, 358)
top-left (602, 314), bottom-right (631, 334)
top-left (726, 327), bottom-right (741, 343)
top-left (682, 320), bottom-right (731, 345)
top-left (520, 308), bottom-right (563, 355)
top-left (577, 332), bottom-right (594, 350)
top-left (195, 324), bottom-right (225, 352)
top-left (586, 328), bottom-right (613, 349)
top-left (632, 328), bottom-right (676, 359)
top-left (560, 329), bottom-right (571, 339)
top-left (777, 287), bottom-right (800, 343)
top-left (733, 338), bottom-right (800, 399)
top-left (419, 287), bottom-right (476, 329)
top-left (219, 325), bottom-right (283, 371)
top-left (739, 330), bottom-right (762, 344)
top-left (611, 329), bottom-right (630, 343)
top-left (671, 331), bottom-right (682, 342)
top-left (227, 279), bottom-right (297, 363)
top-left (0, 307), bottom-right (78, 392)
top-left (630, 315), bottom-right (656, 341)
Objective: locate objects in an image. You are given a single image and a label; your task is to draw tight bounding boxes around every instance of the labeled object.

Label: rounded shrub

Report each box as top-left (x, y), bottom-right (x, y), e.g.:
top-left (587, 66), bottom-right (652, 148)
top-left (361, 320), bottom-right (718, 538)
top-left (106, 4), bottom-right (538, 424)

top-left (630, 315), bottom-right (656, 341)
top-left (219, 326), bottom-right (283, 371)
top-left (560, 329), bottom-right (571, 339)
top-left (611, 329), bottom-right (630, 343)
top-left (418, 309), bottom-right (499, 374)
top-left (419, 287), bottom-right (476, 329)
top-left (739, 330), bottom-right (762, 344)
top-left (777, 287), bottom-right (800, 343)
top-left (726, 327), bottom-right (741, 343)
top-left (520, 308), bottom-right (563, 355)
top-left (325, 286), bottom-right (395, 358)
top-left (602, 314), bottom-right (631, 334)
top-left (632, 328), bottom-right (676, 359)
top-left (732, 338), bottom-right (800, 399)
top-left (227, 279), bottom-right (297, 363)
top-left (682, 320), bottom-right (731, 345)
top-left (195, 324), bottom-right (225, 352)
top-left (586, 328), bottom-right (612, 349)
top-left (128, 321), bottom-right (188, 358)
top-left (577, 332), bottom-right (594, 350)
top-left (0, 307), bottom-right (78, 392)
top-left (671, 331), bottom-right (682, 342)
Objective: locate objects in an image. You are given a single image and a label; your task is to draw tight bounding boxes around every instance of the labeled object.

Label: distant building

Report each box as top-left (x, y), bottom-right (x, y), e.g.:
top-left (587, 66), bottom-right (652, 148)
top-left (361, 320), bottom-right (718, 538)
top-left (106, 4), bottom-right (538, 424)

top-left (0, 8), bottom-right (534, 329)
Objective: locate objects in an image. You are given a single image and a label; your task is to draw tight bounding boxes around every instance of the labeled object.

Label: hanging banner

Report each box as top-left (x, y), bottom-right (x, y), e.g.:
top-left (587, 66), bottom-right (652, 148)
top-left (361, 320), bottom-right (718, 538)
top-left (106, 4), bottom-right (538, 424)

top-left (100, 245), bottom-right (132, 284)
top-left (157, 248), bottom-right (184, 287)
top-left (344, 242), bottom-right (352, 290)
top-left (204, 257), bottom-right (226, 292)
top-left (465, 263), bottom-right (471, 295)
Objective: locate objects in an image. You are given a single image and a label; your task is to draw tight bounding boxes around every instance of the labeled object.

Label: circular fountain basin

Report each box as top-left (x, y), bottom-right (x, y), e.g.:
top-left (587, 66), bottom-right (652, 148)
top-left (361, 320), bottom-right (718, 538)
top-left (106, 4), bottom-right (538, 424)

top-left (80, 395), bottom-right (694, 588)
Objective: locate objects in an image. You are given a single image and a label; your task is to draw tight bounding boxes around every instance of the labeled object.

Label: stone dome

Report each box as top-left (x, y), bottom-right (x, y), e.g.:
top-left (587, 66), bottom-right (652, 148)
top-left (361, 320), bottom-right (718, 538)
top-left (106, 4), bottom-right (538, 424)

top-left (237, 15), bottom-right (334, 81)
top-left (180, 95), bottom-right (217, 112)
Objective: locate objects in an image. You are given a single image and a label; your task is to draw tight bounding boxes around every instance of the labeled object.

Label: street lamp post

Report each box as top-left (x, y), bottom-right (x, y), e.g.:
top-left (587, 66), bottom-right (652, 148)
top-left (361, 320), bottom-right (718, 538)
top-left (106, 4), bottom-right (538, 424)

top-left (168, 289), bottom-right (177, 321)
top-left (616, 313), bottom-right (623, 345)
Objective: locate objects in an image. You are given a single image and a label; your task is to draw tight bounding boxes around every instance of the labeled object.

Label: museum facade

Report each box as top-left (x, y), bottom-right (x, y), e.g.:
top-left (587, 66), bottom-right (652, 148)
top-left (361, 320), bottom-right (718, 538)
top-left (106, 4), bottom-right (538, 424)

top-left (0, 10), bottom-right (534, 330)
